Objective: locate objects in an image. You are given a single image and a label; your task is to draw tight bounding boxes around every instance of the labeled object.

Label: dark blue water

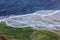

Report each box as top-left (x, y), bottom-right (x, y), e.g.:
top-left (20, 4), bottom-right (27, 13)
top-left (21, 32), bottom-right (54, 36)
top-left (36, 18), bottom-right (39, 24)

top-left (0, 0), bottom-right (60, 16)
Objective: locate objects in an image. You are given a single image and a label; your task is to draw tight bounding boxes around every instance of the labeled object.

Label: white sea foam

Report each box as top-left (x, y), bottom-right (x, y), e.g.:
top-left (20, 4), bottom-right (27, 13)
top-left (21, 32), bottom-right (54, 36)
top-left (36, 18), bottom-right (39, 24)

top-left (0, 10), bottom-right (60, 30)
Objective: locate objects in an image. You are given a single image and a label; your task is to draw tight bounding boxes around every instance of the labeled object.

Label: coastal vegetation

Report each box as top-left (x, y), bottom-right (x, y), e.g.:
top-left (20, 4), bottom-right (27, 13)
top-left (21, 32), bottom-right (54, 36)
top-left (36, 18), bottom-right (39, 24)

top-left (0, 22), bottom-right (60, 40)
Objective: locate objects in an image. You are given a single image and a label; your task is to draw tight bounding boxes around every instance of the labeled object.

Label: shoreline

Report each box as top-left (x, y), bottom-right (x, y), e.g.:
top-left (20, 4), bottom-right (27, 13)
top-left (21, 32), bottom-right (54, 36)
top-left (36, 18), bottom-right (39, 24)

top-left (0, 10), bottom-right (60, 30)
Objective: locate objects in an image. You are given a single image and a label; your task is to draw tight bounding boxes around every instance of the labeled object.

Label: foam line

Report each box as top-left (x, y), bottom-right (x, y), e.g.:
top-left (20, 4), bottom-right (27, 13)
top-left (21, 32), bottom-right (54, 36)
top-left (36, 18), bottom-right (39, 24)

top-left (8, 10), bottom-right (60, 19)
top-left (41, 10), bottom-right (60, 17)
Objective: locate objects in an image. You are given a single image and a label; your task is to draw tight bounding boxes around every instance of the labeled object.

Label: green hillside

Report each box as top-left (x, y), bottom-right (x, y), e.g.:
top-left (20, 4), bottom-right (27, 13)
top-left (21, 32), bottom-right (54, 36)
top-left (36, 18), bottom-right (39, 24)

top-left (0, 22), bottom-right (60, 40)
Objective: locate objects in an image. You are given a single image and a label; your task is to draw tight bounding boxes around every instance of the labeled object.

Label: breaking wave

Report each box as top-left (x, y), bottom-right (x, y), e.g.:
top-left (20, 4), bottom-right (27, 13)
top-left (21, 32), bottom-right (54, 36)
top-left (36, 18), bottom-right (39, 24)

top-left (0, 10), bottom-right (60, 30)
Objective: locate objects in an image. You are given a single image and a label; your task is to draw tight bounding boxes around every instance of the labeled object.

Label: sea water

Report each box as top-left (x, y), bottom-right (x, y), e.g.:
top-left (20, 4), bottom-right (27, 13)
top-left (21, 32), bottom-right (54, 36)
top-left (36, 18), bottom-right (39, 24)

top-left (0, 0), bottom-right (60, 30)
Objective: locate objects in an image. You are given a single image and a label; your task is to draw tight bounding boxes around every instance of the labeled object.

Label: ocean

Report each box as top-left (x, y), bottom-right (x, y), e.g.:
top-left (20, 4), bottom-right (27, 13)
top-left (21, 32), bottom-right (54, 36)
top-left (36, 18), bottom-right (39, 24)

top-left (0, 0), bottom-right (60, 16)
top-left (0, 0), bottom-right (60, 30)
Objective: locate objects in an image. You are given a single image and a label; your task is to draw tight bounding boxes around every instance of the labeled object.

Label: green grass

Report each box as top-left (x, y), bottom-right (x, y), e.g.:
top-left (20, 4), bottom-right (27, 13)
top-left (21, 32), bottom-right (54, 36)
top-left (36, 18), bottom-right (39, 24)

top-left (0, 22), bottom-right (60, 40)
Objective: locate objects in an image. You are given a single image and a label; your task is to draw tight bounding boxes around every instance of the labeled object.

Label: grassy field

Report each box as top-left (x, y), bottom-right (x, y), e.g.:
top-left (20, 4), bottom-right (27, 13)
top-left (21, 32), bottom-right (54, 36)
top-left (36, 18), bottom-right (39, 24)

top-left (0, 22), bottom-right (60, 40)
